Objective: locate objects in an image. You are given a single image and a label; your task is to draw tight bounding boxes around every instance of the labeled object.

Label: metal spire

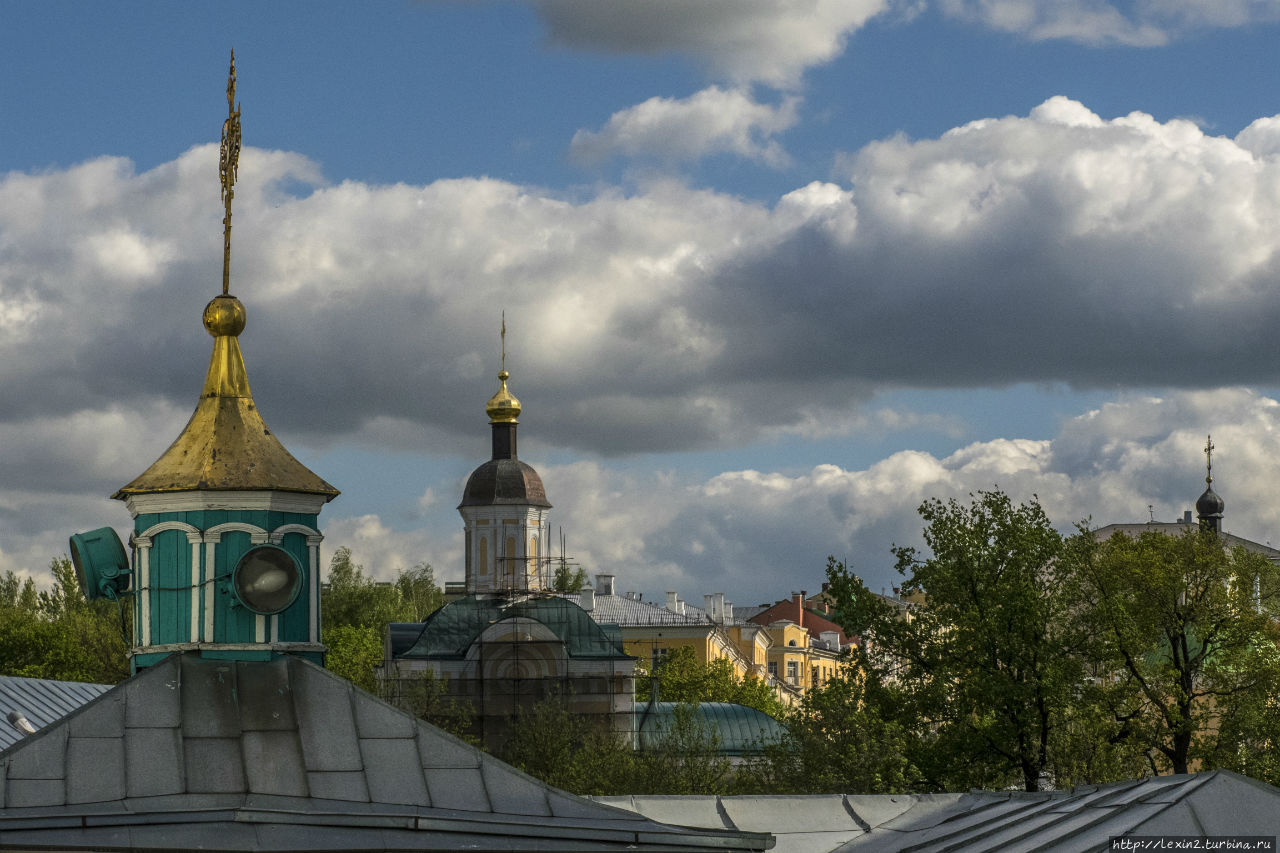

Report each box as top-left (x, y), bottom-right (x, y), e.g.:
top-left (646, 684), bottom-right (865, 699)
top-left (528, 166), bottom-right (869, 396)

top-left (219, 50), bottom-right (242, 296)
top-left (1205, 434), bottom-right (1214, 486)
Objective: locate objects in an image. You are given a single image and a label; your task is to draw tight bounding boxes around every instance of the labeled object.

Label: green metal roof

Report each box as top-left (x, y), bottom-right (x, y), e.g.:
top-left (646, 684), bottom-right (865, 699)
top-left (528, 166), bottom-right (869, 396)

top-left (634, 702), bottom-right (784, 757)
top-left (397, 594), bottom-right (631, 660)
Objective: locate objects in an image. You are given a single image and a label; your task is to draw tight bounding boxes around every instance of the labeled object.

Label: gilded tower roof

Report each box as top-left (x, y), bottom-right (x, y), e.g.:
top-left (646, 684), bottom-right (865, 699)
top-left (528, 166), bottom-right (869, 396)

top-left (112, 53), bottom-right (337, 502)
top-left (112, 295), bottom-right (339, 499)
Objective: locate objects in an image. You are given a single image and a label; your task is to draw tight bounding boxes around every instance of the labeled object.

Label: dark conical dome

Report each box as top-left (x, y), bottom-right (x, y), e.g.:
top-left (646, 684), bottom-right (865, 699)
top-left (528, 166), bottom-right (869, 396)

top-left (1196, 486), bottom-right (1224, 518)
top-left (459, 458), bottom-right (551, 508)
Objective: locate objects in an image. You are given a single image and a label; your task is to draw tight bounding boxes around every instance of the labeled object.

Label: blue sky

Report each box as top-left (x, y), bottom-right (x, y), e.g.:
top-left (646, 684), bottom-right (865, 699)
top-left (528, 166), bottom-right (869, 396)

top-left (5, 1), bottom-right (1280, 606)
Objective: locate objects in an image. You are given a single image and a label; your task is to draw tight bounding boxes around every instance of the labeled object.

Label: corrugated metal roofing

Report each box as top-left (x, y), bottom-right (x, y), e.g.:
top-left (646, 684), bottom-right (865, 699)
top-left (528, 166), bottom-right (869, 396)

top-left (0, 676), bottom-right (111, 751)
top-left (0, 653), bottom-right (769, 851)
top-left (598, 771), bottom-right (1280, 853)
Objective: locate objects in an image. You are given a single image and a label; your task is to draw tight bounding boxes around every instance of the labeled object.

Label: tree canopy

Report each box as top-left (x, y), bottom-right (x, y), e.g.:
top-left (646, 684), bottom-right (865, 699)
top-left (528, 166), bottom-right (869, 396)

top-left (634, 646), bottom-right (786, 719)
top-left (320, 546), bottom-right (444, 689)
top-left (0, 558), bottom-right (130, 684)
top-left (816, 490), bottom-right (1280, 791)
top-left (830, 491), bottom-right (1086, 791)
top-left (1064, 526), bottom-right (1280, 777)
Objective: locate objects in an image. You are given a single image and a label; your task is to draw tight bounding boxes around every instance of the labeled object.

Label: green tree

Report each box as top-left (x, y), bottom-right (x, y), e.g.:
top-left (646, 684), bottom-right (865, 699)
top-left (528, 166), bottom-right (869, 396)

top-left (0, 559), bottom-right (130, 684)
top-left (1063, 526), bottom-right (1280, 777)
top-left (498, 699), bottom-right (638, 794)
top-left (832, 491), bottom-right (1086, 792)
top-left (751, 665), bottom-right (914, 794)
top-left (550, 560), bottom-right (588, 592)
top-left (390, 670), bottom-right (479, 744)
top-left (321, 547), bottom-right (444, 690)
top-left (323, 624), bottom-right (385, 693)
top-left (322, 547), bottom-right (443, 629)
top-left (635, 646), bottom-right (785, 718)
top-left (499, 696), bottom-right (732, 795)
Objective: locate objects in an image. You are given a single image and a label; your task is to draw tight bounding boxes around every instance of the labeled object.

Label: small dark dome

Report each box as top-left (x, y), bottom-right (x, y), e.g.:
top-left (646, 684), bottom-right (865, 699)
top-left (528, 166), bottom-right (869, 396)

top-left (459, 459), bottom-right (551, 509)
top-left (1196, 486), bottom-right (1224, 517)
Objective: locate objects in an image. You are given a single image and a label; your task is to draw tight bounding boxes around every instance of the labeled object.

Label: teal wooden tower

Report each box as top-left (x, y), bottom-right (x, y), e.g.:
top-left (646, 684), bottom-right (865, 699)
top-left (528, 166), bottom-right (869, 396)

top-left (74, 54), bottom-right (339, 672)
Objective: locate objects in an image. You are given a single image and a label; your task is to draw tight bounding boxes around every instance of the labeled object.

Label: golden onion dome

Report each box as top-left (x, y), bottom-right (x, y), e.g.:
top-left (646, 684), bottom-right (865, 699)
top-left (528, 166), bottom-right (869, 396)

top-left (485, 370), bottom-right (521, 423)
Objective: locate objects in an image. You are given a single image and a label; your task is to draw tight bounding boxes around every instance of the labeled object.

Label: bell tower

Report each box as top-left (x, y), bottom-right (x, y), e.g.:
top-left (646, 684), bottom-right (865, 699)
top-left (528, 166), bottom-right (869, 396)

top-left (72, 53), bottom-right (339, 671)
top-left (458, 319), bottom-right (551, 594)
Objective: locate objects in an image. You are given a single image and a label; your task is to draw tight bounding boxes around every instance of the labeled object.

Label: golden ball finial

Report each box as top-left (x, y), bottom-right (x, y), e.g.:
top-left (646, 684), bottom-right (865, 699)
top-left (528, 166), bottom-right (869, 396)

top-left (486, 369), bottom-right (521, 423)
top-left (203, 294), bottom-right (247, 338)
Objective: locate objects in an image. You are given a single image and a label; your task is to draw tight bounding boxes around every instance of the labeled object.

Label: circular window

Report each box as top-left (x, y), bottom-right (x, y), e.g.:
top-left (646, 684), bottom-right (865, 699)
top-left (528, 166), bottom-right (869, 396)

top-left (232, 546), bottom-right (302, 614)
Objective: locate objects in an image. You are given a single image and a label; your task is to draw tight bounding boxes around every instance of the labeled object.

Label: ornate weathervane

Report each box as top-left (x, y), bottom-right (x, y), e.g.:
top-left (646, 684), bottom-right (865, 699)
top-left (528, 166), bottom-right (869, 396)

top-left (219, 50), bottom-right (242, 296)
top-left (1204, 434), bottom-right (1215, 485)
top-left (500, 310), bottom-right (507, 374)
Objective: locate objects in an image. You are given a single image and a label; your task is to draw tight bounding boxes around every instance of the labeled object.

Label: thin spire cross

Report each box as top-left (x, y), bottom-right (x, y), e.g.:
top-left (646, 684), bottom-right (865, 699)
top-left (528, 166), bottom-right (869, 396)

top-left (1205, 434), bottom-right (1215, 485)
top-left (500, 311), bottom-right (507, 374)
top-left (219, 50), bottom-right (242, 296)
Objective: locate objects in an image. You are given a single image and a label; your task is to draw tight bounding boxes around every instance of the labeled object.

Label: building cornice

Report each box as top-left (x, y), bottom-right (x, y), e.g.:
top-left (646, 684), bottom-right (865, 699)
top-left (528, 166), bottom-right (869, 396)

top-left (124, 489), bottom-right (329, 517)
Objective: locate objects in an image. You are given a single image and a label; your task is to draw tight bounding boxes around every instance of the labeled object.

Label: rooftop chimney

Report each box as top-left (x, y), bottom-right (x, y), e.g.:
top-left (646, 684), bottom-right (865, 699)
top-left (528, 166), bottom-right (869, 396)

top-left (596, 574), bottom-right (614, 596)
top-left (666, 591), bottom-right (679, 612)
top-left (792, 593), bottom-right (804, 629)
top-left (580, 587), bottom-right (595, 611)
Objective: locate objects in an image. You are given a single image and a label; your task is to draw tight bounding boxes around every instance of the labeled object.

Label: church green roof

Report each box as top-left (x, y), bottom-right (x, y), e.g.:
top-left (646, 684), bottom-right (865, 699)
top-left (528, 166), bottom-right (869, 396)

top-left (396, 595), bottom-right (630, 660)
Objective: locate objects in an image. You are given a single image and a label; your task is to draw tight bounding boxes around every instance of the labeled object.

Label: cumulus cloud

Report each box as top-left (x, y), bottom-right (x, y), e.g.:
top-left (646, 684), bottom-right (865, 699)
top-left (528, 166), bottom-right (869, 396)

top-left (938, 0), bottom-right (1280, 46)
top-left (570, 87), bottom-right (799, 167)
top-left (321, 514), bottom-right (441, 583)
top-left (532, 0), bottom-right (889, 88)
top-left (10, 99), bottom-right (1280, 584)
top-left (533, 389), bottom-right (1280, 604)
top-left (7, 100), bottom-right (1280, 466)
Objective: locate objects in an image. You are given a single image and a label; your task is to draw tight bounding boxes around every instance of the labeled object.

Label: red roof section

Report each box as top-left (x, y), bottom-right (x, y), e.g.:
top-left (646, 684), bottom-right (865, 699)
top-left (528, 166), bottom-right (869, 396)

top-left (747, 594), bottom-right (852, 645)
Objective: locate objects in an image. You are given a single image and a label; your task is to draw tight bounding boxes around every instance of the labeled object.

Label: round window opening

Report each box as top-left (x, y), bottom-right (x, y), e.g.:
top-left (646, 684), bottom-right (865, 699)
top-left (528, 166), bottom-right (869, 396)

top-left (233, 546), bottom-right (302, 614)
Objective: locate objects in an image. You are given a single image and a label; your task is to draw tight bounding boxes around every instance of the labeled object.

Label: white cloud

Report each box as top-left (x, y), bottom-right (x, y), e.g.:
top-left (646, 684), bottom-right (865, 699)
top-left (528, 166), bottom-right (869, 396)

top-left (530, 389), bottom-right (1280, 604)
top-left (9, 99), bottom-right (1280, 591)
top-left (7, 100), bottom-right (1280, 463)
top-left (533, 0), bottom-right (889, 88)
top-left (1237, 115), bottom-right (1280, 159)
top-left (937, 0), bottom-right (1280, 46)
top-left (570, 87), bottom-right (799, 167)
top-left (321, 514), bottom-right (441, 583)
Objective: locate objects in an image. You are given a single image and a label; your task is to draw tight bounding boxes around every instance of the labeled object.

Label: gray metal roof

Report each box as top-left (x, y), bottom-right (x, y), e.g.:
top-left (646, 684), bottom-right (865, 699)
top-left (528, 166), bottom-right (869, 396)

top-left (561, 592), bottom-right (715, 627)
top-left (0, 676), bottom-right (111, 751)
top-left (0, 653), bottom-right (770, 852)
top-left (599, 771), bottom-right (1280, 852)
top-left (1093, 522), bottom-right (1280, 560)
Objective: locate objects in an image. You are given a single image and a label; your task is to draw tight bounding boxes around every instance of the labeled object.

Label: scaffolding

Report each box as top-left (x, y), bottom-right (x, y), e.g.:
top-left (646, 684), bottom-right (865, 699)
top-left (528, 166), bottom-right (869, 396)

top-left (380, 581), bottom-right (636, 751)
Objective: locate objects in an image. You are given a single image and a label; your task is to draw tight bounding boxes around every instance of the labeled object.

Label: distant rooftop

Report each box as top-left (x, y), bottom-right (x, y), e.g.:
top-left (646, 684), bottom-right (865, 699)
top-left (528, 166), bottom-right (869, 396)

top-left (0, 653), bottom-right (769, 851)
top-left (0, 675), bottom-right (111, 751)
top-left (1093, 521), bottom-right (1280, 560)
top-left (599, 770), bottom-right (1280, 852)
